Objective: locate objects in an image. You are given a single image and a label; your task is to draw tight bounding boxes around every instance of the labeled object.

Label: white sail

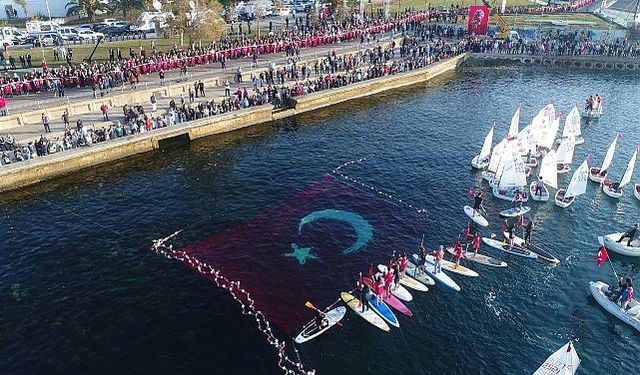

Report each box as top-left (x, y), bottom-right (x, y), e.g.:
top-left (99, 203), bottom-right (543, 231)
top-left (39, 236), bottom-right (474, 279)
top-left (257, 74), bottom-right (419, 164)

top-left (509, 107), bottom-right (520, 138)
top-left (543, 115), bottom-right (561, 150)
top-left (533, 341), bottom-right (580, 375)
top-left (488, 138), bottom-right (507, 173)
top-left (619, 146), bottom-right (638, 188)
top-left (600, 135), bottom-right (619, 173)
top-left (539, 150), bottom-right (558, 189)
top-left (478, 124), bottom-right (495, 160)
top-left (566, 159), bottom-right (589, 198)
top-left (499, 142), bottom-right (527, 188)
top-left (532, 104), bottom-right (555, 147)
top-left (562, 106), bottom-right (581, 138)
top-left (556, 135), bottom-right (575, 165)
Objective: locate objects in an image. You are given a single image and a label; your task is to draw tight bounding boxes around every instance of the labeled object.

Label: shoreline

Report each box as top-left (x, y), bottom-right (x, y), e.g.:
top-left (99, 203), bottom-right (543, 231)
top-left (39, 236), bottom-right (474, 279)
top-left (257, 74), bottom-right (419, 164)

top-left (0, 54), bottom-right (466, 194)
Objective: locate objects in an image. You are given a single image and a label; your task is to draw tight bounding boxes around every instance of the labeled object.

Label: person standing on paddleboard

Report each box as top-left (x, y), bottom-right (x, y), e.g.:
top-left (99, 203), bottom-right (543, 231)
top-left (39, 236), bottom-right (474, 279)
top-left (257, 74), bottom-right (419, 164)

top-left (357, 273), bottom-right (368, 312)
top-left (367, 263), bottom-right (375, 278)
top-left (433, 245), bottom-right (445, 274)
top-left (417, 244), bottom-right (427, 272)
top-left (392, 262), bottom-right (401, 290)
top-left (472, 232), bottom-right (481, 254)
top-left (523, 221), bottom-right (533, 246)
top-left (473, 191), bottom-right (483, 215)
top-left (383, 269), bottom-right (394, 296)
top-left (453, 239), bottom-right (464, 268)
top-left (375, 275), bottom-right (385, 304)
top-left (399, 252), bottom-right (408, 278)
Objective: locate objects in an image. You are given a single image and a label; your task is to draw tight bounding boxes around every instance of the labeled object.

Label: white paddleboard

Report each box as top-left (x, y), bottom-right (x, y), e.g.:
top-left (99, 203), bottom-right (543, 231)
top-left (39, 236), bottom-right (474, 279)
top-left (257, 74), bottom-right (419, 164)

top-left (464, 205), bottom-right (489, 227)
top-left (481, 237), bottom-right (538, 259)
top-left (377, 265), bottom-right (428, 292)
top-left (499, 206), bottom-right (531, 217)
top-left (446, 246), bottom-right (507, 268)
top-left (340, 292), bottom-right (390, 332)
top-left (294, 306), bottom-right (346, 343)
top-left (411, 254), bottom-right (461, 292)
top-left (423, 254), bottom-right (479, 277)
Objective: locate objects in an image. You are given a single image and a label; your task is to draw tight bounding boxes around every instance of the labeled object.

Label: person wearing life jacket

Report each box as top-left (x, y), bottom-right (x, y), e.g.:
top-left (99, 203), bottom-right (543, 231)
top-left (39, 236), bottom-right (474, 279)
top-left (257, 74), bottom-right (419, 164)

top-left (618, 280), bottom-right (634, 310)
top-left (399, 252), bottom-right (409, 277)
top-left (463, 222), bottom-right (471, 239)
top-left (433, 245), bottom-right (445, 274)
top-left (367, 263), bottom-right (375, 278)
top-left (501, 220), bottom-right (510, 243)
top-left (472, 232), bottom-right (481, 254)
top-left (375, 275), bottom-right (385, 305)
top-left (383, 269), bottom-right (394, 296)
top-left (453, 239), bottom-right (464, 268)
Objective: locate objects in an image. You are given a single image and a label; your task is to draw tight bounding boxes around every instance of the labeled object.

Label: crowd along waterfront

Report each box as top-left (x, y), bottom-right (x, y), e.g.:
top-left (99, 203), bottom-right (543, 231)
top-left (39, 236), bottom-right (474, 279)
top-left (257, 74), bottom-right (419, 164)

top-left (2, 51), bottom-right (640, 374)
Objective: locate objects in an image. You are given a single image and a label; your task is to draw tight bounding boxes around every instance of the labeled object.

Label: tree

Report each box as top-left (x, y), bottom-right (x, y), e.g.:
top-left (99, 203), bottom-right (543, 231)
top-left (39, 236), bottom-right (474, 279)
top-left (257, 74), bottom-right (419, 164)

top-left (14, 0), bottom-right (27, 17)
top-left (168, 0), bottom-right (227, 46)
top-left (65, 0), bottom-right (108, 21)
top-left (108, 0), bottom-right (145, 20)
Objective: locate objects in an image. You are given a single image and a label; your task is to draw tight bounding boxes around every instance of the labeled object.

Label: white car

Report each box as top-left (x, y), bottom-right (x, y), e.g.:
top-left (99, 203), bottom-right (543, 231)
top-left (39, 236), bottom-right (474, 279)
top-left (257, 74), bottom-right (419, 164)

top-left (77, 29), bottom-right (104, 41)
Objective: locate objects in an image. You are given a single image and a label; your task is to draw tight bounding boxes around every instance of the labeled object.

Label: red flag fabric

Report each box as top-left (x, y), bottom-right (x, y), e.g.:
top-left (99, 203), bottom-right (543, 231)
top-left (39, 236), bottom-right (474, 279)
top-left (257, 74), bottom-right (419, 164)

top-left (517, 215), bottom-right (525, 228)
top-left (595, 246), bottom-right (608, 267)
top-left (468, 5), bottom-right (490, 35)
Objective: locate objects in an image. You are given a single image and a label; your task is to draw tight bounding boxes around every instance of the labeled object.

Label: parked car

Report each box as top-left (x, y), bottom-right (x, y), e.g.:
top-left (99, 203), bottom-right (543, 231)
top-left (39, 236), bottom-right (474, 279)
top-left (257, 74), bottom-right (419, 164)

top-left (58, 27), bottom-right (79, 41)
top-left (77, 29), bottom-right (104, 41)
top-left (31, 34), bottom-right (57, 47)
top-left (100, 25), bottom-right (132, 37)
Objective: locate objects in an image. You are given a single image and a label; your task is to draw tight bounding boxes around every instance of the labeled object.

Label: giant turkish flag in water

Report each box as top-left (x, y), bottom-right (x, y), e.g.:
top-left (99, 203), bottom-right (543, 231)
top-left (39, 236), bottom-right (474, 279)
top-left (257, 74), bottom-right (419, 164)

top-left (468, 5), bottom-right (490, 35)
top-left (176, 175), bottom-right (425, 335)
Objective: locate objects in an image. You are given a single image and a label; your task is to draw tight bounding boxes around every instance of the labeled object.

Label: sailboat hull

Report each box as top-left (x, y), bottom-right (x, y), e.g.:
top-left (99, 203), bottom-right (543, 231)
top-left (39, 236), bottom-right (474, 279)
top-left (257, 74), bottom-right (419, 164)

top-left (589, 168), bottom-right (606, 183)
top-left (634, 184), bottom-right (640, 201)
top-left (492, 186), bottom-right (529, 202)
top-left (529, 182), bottom-right (549, 201)
top-left (554, 189), bottom-right (575, 208)
top-left (602, 179), bottom-right (623, 199)
top-left (471, 155), bottom-right (489, 170)
top-left (522, 157), bottom-right (538, 168)
top-left (557, 164), bottom-right (571, 174)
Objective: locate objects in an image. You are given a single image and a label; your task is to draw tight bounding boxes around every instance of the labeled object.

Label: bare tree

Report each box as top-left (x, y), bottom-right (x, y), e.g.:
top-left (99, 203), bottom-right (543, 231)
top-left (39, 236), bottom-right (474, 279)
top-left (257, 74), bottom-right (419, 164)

top-left (168, 0), bottom-right (227, 46)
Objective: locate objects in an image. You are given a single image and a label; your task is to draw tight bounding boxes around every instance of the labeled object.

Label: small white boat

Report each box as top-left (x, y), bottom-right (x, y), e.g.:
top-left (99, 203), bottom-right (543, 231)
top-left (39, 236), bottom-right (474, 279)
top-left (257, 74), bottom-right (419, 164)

top-left (635, 183), bottom-right (640, 201)
top-left (499, 206), bottom-right (531, 217)
top-left (482, 237), bottom-right (538, 259)
top-left (556, 105), bottom-right (585, 146)
top-left (294, 306), bottom-right (346, 343)
top-left (523, 156), bottom-right (538, 168)
top-left (601, 233), bottom-right (640, 257)
top-left (582, 106), bottom-right (603, 119)
top-left (532, 340), bottom-right (580, 375)
top-left (530, 149), bottom-right (557, 202)
top-left (602, 146), bottom-right (638, 199)
top-left (464, 205), bottom-right (489, 227)
top-left (411, 254), bottom-right (460, 292)
top-left (589, 134), bottom-right (619, 183)
top-left (472, 123), bottom-right (495, 169)
top-left (555, 159), bottom-right (589, 208)
top-left (555, 135), bottom-right (575, 175)
top-left (589, 281), bottom-right (640, 332)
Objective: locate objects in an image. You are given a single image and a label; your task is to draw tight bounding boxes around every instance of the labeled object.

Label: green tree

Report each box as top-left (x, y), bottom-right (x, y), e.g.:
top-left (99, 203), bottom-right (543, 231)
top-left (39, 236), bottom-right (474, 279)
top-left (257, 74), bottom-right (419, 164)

top-left (65, 0), bottom-right (107, 21)
top-left (14, 0), bottom-right (27, 17)
top-left (108, 0), bottom-right (145, 20)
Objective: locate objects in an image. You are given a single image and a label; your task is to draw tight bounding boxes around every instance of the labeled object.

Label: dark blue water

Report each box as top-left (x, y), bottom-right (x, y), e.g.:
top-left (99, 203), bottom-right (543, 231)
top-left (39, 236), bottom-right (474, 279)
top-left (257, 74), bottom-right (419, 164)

top-left (2, 63), bottom-right (639, 374)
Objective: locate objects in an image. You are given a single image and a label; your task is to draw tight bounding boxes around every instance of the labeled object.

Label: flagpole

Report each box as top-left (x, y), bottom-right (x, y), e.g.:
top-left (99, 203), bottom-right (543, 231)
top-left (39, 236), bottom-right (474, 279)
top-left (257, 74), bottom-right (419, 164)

top-left (607, 257), bottom-right (619, 281)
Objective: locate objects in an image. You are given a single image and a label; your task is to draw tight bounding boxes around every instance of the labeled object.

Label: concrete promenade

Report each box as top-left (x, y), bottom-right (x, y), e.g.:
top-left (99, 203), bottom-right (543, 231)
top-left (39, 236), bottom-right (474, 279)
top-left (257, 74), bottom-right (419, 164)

top-left (469, 52), bottom-right (640, 70)
top-left (0, 52), bottom-right (466, 193)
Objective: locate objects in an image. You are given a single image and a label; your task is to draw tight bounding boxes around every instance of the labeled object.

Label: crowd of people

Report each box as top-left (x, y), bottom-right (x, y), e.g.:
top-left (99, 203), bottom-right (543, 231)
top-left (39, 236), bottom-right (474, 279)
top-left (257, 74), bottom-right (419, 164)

top-left (0, 34), bottom-right (467, 167)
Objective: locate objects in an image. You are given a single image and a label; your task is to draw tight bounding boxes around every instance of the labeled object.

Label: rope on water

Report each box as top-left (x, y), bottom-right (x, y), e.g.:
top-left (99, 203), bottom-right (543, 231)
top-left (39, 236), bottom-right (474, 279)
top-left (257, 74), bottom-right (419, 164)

top-left (150, 231), bottom-right (315, 375)
top-left (331, 158), bottom-right (428, 215)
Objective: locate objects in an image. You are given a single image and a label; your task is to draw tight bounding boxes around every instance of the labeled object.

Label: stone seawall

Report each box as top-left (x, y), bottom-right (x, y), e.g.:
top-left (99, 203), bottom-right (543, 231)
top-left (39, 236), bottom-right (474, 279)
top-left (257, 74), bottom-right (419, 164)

top-left (0, 53), bottom-right (466, 193)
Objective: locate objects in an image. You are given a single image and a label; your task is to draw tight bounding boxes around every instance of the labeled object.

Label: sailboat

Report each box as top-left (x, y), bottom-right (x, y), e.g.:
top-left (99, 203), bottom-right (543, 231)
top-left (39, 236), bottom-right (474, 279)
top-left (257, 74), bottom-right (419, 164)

top-left (471, 123), bottom-right (495, 169)
top-left (492, 141), bottom-right (529, 202)
top-left (531, 103), bottom-right (556, 155)
top-left (530, 149), bottom-right (557, 202)
top-left (558, 105), bottom-right (584, 146)
top-left (635, 183), bottom-right (640, 201)
top-left (482, 138), bottom-right (507, 185)
top-left (555, 158), bottom-right (589, 208)
top-left (556, 135), bottom-right (575, 174)
top-left (532, 341), bottom-right (580, 375)
top-left (508, 106), bottom-right (520, 139)
top-left (589, 133), bottom-right (620, 183)
top-left (602, 146), bottom-right (638, 199)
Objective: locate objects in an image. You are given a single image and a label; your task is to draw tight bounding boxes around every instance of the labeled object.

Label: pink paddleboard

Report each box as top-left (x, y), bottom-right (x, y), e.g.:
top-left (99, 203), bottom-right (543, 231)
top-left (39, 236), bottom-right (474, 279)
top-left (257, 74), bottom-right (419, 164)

top-left (362, 277), bottom-right (413, 317)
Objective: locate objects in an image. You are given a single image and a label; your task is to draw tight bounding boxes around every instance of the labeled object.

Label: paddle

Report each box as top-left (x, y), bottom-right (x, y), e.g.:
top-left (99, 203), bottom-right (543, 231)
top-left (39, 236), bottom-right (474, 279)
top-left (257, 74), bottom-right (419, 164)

top-left (305, 302), bottom-right (343, 327)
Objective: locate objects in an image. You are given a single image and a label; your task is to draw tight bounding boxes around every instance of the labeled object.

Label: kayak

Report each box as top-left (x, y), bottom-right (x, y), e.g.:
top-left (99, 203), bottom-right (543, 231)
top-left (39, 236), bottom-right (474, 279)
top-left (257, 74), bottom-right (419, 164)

top-left (502, 231), bottom-right (560, 264)
top-left (410, 254), bottom-right (461, 292)
top-left (446, 246), bottom-right (507, 268)
top-left (367, 292), bottom-right (400, 328)
top-left (589, 281), bottom-right (640, 332)
top-left (405, 260), bottom-right (436, 285)
top-left (423, 254), bottom-right (479, 277)
top-left (377, 264), bottom-right (429, 292)
top-left (482, 237), bottom-right (538, 259)
top-left (362, 277), bottom-right (413, 317)
top-left (294, 306), bottom-right (346, 344)
top-left (340, 292), bottom-right (390, 332)
top-left (464, 205), bottom-right (489, 227)
top-left (499, 206), bottom-right (531, 217)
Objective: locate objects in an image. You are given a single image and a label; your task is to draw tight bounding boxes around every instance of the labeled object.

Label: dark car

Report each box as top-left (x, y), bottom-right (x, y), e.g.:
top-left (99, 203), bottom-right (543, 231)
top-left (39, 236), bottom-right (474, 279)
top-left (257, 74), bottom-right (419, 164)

top-left (100, 25), bottom-right (133, 37)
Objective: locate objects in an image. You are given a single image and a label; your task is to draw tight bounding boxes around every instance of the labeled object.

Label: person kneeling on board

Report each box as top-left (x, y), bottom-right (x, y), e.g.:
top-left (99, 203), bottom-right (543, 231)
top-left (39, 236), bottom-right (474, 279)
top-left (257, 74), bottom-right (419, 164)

top-left (315, 309), bottom-right (329, 329)
top-left (617, 224), bottom-right (639, 246)
top-left (432, 245), bottom-right (445, 274)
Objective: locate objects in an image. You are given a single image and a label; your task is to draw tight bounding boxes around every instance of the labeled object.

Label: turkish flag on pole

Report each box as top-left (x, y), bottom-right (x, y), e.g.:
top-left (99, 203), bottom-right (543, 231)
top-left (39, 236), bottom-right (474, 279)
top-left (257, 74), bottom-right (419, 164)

top-left (595, 246), bottom-right (609, 267)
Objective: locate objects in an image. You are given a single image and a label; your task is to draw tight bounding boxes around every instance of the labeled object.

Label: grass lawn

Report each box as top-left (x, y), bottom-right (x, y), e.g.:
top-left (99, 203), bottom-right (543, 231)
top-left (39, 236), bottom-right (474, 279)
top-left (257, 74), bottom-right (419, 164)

top-left (385, 0), bottom-right (542, 12)
top-left (501, 13), bottom-right (622, 29)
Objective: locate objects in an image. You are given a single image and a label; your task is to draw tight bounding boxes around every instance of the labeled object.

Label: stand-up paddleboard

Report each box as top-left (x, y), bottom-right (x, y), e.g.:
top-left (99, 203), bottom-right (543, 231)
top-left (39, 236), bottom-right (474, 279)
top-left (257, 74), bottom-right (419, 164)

top-left (361, 277), bottom-right (413, 317)
top-left (446, 246), bottom-right (507, 268)
top-left (464, 205), bottom-right (489, 227)
top-left (502, 231), bottom-right (560, 265)
top-left (499, 206), bottom-right (531, 217)
top-left (366, 292), bottom-right (399, 328)
top-left (405, 260), bottom-right (436, 285)
top-left (377, 265), bottom-right (429, 292)
top-left (482, 237), bottom-right (538, 259)
top-left (340, 292), bottom-right (390, 332)
top-left (422, 254), bottom-right (479, 277)
top-left (373, 272), bottom-right (413, 301)
top-left (410, 254), bottom-right (461, 292)
top-left (294, 306), bottom-right (346, 344)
